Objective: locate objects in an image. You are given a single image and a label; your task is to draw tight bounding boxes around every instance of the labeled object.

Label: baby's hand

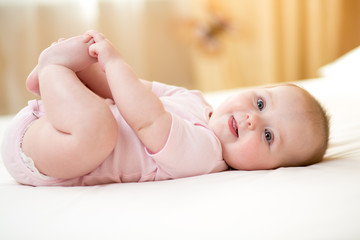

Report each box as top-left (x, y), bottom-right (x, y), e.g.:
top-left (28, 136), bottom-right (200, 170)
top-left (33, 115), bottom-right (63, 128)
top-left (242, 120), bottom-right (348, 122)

top-left (87, 30), bottom-right (122, 72)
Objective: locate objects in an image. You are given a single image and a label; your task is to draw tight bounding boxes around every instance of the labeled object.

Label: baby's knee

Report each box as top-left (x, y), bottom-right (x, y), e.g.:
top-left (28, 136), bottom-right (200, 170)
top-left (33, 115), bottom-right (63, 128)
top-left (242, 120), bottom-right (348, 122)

top-left (71, 111), bottom-right (117, 176)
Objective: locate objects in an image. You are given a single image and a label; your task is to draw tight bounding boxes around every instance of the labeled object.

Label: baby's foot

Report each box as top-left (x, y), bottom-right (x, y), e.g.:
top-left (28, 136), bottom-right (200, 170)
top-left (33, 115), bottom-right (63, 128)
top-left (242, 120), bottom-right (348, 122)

top-left (26, 38), bottom-right (70, 96)
top-left (26, 65), bottom-right (40, 96)
top-left (26, 39), bottom-right (67, 96)
top-left (38, 35), bottom-right (97, 72)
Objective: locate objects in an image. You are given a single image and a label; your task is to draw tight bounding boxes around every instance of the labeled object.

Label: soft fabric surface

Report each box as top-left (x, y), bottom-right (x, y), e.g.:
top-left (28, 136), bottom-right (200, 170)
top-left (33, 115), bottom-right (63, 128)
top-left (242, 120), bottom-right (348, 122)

top-left (1, 48), bottom-right (360, 239)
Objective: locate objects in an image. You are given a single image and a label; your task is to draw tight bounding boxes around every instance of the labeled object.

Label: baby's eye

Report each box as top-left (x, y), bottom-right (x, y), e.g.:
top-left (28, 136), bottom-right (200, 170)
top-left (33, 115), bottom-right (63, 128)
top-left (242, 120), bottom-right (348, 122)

top-left (265, 129), bottom-right (273, 144)
top-left (257, 98), bottom-right (265, 111)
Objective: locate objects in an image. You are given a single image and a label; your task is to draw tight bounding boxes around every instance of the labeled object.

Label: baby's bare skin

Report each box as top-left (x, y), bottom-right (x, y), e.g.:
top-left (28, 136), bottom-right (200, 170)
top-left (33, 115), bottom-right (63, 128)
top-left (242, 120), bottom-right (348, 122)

top-left (22, 35), bottom-right (118, 178)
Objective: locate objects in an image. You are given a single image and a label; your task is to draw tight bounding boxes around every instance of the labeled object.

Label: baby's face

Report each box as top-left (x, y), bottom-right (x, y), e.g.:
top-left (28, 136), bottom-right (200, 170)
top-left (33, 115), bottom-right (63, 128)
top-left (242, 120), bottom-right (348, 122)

top-left (209, 85), bottom-right (318, 170)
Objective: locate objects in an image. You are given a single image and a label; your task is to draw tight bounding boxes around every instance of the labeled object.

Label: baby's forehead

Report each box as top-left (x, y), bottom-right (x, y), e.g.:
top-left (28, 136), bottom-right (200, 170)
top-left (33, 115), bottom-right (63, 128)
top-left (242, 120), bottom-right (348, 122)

top-left (265, 84), bottom-right (310, 103)
top-left (228, 84), bottom-right (310, 109)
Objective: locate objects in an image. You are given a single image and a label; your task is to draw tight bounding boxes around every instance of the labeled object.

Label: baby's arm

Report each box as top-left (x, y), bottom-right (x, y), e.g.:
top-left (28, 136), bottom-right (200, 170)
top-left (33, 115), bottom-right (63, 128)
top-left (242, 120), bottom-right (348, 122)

top-left (87, 31), bottom-right (171, 153)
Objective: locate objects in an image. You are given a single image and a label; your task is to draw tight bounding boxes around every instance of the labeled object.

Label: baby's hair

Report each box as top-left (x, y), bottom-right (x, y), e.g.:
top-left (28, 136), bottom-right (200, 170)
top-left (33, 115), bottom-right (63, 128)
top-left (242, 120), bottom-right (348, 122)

top-left (285, 84), bottom-right (330, 167)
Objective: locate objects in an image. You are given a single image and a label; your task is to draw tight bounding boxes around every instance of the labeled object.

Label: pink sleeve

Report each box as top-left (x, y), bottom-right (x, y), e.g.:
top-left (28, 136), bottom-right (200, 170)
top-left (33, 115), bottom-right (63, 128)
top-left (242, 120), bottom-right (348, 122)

top-left (145, 114), bottom-right (227, 180)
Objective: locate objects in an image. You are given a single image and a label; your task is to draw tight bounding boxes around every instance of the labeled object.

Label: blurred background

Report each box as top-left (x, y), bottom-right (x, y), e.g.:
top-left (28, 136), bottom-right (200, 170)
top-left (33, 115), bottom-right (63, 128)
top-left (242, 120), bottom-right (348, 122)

top-left (1, 0), bottom-right (359, 115)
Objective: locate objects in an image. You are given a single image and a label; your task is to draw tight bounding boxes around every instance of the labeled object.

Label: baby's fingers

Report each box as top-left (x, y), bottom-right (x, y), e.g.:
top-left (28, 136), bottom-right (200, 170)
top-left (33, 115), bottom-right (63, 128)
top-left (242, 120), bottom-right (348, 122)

top-left (86, 30), bottom-right (106, 58)
top-left (88, 43), bottom-right (99, 58)
top-left (86, 30), bottom-right (106, 43)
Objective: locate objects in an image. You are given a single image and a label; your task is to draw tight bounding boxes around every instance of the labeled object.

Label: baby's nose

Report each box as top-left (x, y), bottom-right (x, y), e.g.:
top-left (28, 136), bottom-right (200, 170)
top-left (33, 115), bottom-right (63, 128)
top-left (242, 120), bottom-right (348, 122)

top-left (246, 113), bottom-right (258, 130)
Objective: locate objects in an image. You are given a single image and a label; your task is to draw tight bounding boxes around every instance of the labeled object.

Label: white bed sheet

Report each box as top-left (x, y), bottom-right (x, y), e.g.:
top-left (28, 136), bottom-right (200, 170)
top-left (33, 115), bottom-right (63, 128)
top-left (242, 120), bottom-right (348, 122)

top-left (1, 52), bottom-right (360, 239)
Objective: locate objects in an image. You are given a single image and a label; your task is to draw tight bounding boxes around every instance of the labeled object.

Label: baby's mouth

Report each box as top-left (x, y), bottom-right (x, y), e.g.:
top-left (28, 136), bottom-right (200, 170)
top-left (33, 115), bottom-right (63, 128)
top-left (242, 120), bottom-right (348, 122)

top-left (228, 116), bottom-right (239, 137)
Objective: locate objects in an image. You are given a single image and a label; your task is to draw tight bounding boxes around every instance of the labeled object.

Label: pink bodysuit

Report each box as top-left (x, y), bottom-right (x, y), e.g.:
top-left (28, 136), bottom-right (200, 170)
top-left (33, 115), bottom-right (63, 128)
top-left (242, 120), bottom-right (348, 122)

top-left (1, 82), bottom-right (228, 186)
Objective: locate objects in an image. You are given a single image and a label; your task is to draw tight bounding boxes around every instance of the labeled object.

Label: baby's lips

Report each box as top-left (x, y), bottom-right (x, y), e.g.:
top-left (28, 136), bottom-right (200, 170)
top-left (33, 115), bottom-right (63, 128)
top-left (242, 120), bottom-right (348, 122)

top-left (228, 116), bottom-right (238, 137)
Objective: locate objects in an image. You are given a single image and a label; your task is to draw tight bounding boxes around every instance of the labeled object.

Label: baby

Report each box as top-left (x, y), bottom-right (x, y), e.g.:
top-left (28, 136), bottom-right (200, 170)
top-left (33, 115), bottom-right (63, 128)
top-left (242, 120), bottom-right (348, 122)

top-left (1, 31), bottom-right (329, 186)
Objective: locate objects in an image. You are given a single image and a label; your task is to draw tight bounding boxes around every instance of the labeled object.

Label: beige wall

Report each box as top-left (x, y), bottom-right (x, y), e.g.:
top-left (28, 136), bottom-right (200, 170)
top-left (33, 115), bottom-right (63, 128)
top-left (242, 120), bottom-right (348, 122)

top-left (0, 0), bottom-right (192, 115)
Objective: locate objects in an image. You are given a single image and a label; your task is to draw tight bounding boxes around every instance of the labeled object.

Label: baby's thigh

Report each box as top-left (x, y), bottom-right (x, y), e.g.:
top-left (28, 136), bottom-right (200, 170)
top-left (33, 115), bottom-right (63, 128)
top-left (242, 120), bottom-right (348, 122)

top-left (22, 116), bottom-right (116, 179)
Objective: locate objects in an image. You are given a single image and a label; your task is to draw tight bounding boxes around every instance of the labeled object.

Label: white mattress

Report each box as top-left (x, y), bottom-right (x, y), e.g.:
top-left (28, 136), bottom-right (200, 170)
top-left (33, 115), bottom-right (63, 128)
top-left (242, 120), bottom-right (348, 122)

top-left (1, 48), bottom-right (360, 239)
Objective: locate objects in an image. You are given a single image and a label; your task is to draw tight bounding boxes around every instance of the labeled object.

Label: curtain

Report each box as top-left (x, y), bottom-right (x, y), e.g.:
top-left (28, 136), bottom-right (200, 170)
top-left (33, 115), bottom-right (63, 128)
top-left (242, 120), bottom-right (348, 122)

top-left (275, 0), bottom-right (360, 82)
top-left (187, 0), bottom-right (360, 91)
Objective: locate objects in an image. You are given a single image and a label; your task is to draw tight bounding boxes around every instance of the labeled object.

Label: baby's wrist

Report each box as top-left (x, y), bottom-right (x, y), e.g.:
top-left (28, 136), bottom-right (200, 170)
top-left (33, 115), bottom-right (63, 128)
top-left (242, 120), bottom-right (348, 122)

top-left (102, 57), bottom-right (124, 72)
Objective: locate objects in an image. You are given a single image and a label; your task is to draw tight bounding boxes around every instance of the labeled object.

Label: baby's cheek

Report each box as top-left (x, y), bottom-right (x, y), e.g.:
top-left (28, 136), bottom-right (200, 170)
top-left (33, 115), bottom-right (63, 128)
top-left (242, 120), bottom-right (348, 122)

top-left (237, 138), bottom-right (266, 169)
top-left (239, 134), bottom-right (258, 154)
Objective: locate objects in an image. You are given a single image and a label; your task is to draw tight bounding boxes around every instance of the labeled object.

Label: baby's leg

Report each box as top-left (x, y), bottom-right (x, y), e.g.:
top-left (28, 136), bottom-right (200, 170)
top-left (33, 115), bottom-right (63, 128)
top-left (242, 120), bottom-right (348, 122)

top-left (26, 39), bottom-right (67, 97)
top-left (26, 41), bottom-right (112, 99)
top-left (77, 63), bottom-right (113, 100)
top-left (22, 36), bottom-right (118, 179)
top-left (26, 63), bottom-right (113, 99)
